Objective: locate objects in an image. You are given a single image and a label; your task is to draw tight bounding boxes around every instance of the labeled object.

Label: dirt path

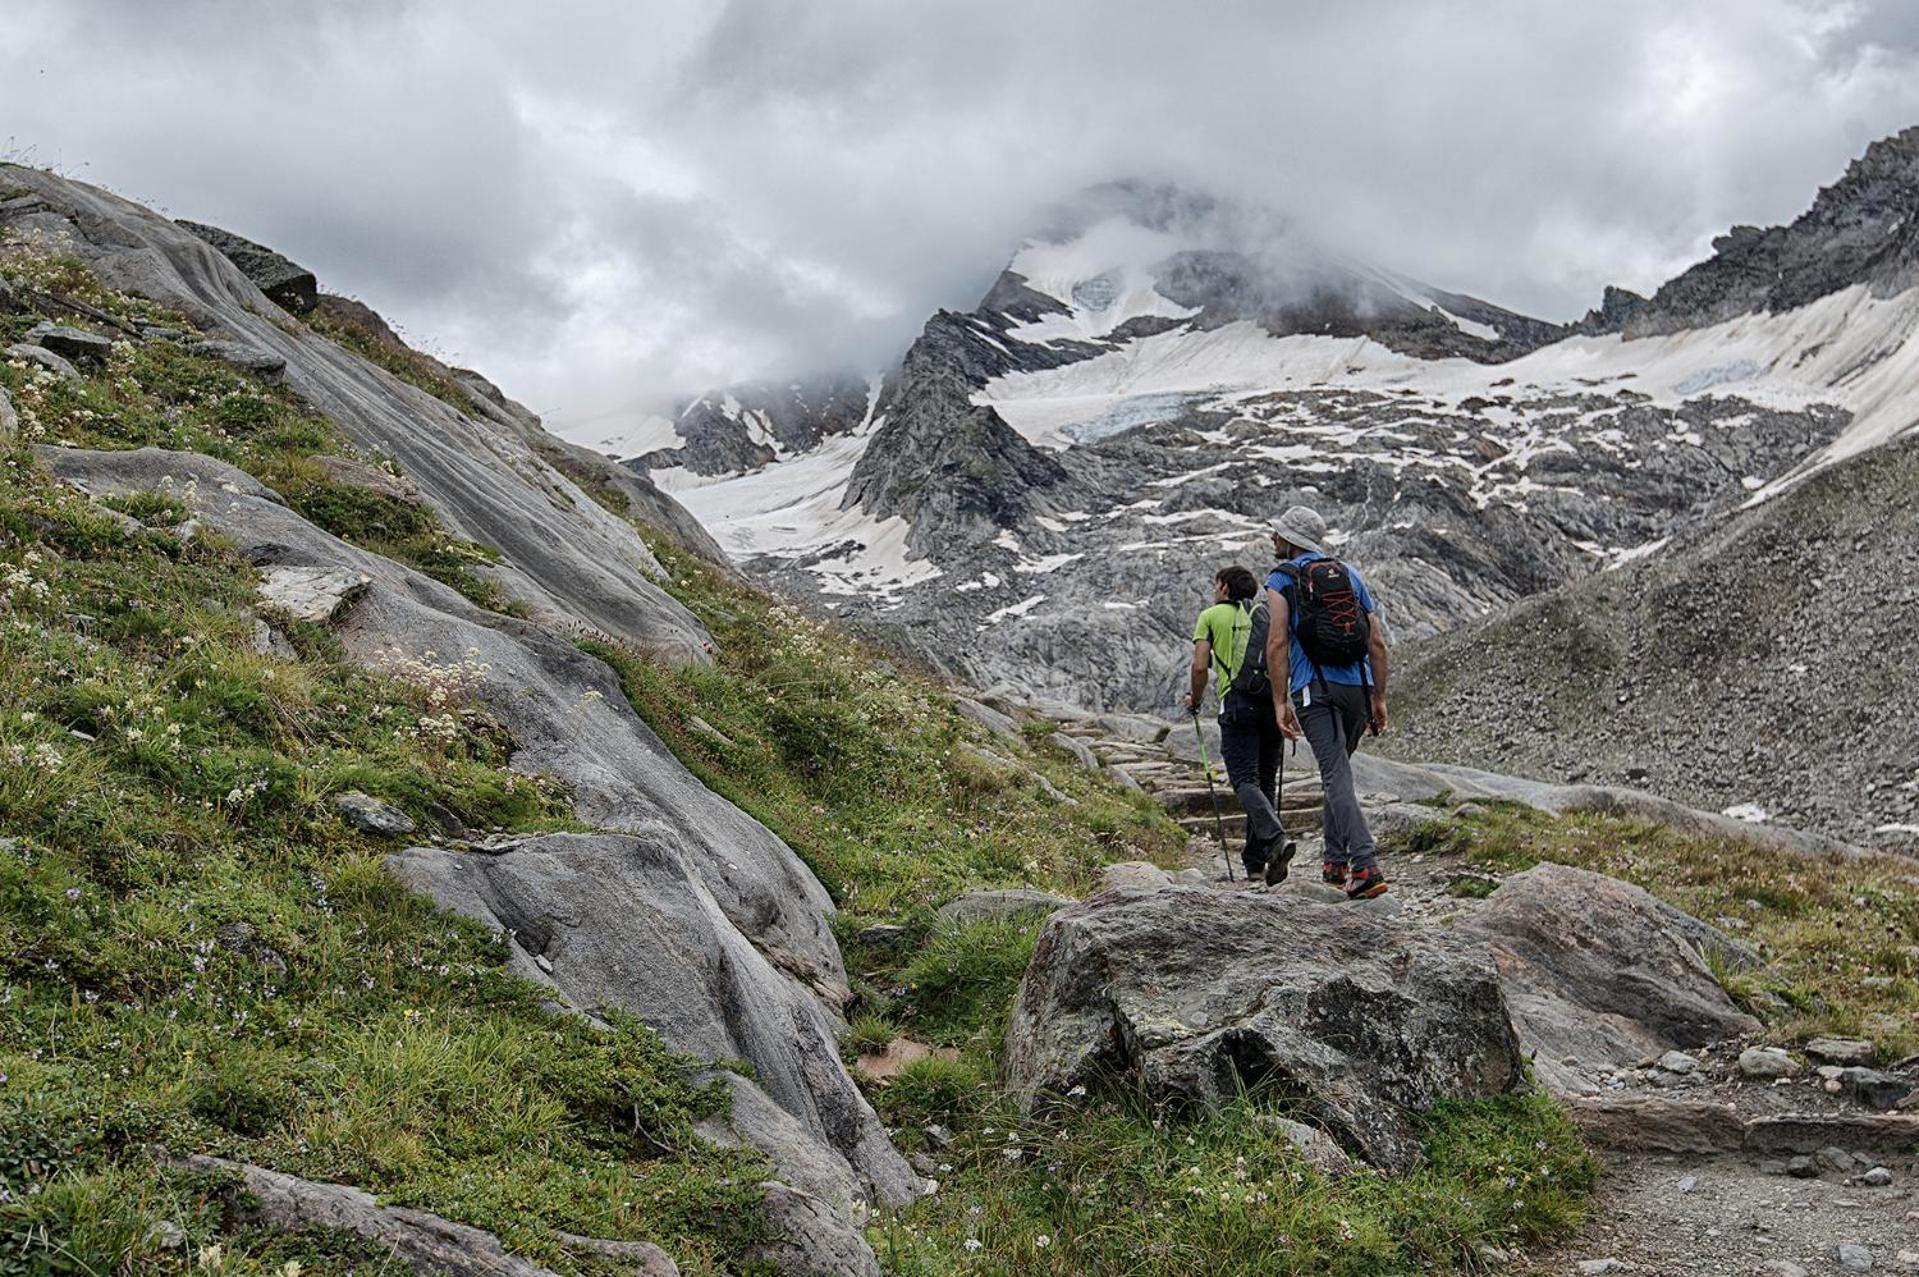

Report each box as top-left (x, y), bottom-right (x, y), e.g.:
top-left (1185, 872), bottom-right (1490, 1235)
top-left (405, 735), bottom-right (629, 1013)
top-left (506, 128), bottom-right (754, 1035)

top-left (1050, 716), bottom-right (1919, 1277)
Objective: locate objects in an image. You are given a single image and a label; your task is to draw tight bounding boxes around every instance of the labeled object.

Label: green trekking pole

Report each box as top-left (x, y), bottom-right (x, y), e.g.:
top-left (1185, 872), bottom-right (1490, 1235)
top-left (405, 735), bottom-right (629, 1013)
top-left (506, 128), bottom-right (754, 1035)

top-left (1190, 711), bottom-right (1235, 881)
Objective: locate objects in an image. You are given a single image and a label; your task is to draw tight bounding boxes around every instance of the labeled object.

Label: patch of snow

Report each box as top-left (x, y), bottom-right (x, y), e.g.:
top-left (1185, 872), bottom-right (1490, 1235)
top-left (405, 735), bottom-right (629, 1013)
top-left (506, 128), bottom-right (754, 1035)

top-left (654, 432), bottom-right (938, 604)
top-left (1437, 308), bottom-right (1500, 342)
top-left (993, 529), bottom-right (1023, 551)
top-left (589, 412), bottom-right (681, 461)
top-left (1014, 552), bottom-right (1085, 574)
top-left (1606, 536), bottom-right (1671, 569)
top-left (984, 594), bottom-right (1047, 624)
top-left (1722, 803), bottom-right (1770, 823)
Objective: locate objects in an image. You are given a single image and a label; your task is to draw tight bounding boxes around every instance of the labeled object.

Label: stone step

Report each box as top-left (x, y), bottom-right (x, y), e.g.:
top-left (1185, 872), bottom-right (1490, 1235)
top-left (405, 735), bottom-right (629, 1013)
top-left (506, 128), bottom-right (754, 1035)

top-left (1157, 786), bottom-right (1323, 816)
top-left (1180, 809), bottom-right (1321, 838)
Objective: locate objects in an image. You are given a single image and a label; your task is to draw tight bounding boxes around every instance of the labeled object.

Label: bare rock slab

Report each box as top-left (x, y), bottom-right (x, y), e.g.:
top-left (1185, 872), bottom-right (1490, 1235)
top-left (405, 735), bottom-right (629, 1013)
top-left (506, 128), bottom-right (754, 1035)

top-left (1460, 863), bottom-right (1760, 1093)
top-left (1003, 881), bottom-right (1522, 1172)
top-left (163, 1151), bottom-right (573, 1276)
top-left (258, 565), bottom-right (369, 623)
top-left (935, 888), bottom-right (1074, 926)
top-left (387, 833), bottom-right (917, 1209)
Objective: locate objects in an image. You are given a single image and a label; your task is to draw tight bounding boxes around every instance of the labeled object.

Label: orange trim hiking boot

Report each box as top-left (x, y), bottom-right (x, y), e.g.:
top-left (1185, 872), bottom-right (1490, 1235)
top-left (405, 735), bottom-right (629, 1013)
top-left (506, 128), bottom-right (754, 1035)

top-left (1345, 866), bottom-right (1389, 900)
top-left (1321, 861), bottom-right (1347, 888)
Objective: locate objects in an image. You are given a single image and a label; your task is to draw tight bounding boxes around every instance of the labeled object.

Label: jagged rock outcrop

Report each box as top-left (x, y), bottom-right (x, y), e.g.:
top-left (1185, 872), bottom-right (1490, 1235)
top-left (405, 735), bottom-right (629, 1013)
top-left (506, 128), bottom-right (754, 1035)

top-left (39, 446), bottom-right (915, 1253)
top-left (176, 219), bottom-right (319, 313)
top-left (1003, 880), bottom-right (1523, 1172)
top-left (1603, 124), bottom-right (1919, 336)
top-left (1387, 429), bottom-right (1919, 849)
top-left (3, 164), bottom-right (712, 660)
top-left (1460, 864), bottom-right (1763, 1094)
top-left (636, 375), bottom-right (873, 477)
top-left (842, 322), bottom-right (1070, 555)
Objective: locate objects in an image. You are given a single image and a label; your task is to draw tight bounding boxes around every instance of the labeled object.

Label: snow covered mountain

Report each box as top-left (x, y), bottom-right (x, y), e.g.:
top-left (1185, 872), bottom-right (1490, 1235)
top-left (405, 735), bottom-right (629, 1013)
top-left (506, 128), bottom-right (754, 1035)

top-left (613, 145), bottom-right (1919, 713)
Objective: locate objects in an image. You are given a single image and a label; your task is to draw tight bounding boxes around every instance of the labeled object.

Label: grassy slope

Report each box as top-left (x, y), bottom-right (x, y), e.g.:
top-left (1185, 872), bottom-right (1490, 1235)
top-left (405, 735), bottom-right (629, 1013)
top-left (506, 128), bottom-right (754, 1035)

top-left (0, 257), bottom-right (765, 1275)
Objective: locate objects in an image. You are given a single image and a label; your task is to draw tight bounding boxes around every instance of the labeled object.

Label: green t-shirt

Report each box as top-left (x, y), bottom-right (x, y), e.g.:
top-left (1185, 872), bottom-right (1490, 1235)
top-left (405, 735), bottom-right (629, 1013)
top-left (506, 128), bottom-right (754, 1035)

top-left (1193, 601), bottom-right (1255, 688)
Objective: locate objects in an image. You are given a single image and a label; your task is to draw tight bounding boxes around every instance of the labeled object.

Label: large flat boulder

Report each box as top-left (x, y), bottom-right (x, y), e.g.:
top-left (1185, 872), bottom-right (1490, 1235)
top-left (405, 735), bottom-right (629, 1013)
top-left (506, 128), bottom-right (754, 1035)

top-left (1461, 862), bottom-right (1762, 1092)
top-left (1003, 881), bottom-right (1523, 1172)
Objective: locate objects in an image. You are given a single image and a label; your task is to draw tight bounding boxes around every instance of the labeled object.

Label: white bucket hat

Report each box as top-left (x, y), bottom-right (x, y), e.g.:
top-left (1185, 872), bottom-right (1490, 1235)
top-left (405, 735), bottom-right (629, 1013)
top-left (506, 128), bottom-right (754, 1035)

top-left (1270, 505), bottom-right (1327, 555)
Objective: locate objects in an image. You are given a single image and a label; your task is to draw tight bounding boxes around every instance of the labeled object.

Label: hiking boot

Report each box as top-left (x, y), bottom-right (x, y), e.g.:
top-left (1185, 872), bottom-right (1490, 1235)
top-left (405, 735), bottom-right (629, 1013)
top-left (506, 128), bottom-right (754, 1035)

top-left (1320, 861), bottom-right (1348, 888)
top-left (1262, 837), bottom-right (1298, 886)
top-left (1345, 866), bottom-right (1389, 900)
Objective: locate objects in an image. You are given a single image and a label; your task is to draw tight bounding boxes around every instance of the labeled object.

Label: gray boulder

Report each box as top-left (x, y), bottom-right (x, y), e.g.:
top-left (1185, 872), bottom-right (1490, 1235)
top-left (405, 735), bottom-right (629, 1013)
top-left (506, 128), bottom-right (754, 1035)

top-left (1461, 863), bottom-right (1761, 1093)
top-left (6, 342), bottom-right (79, 381)
top-left (935, 888), bottom-right (1074, 926)
top-left (25, 321), bottom-right (111, 364)
top-left (0, 385), bottom-right (15, 441)
top-left (176, 219), bottom-right (319, 314)
top-left (1003, 881), bottom-right (1523, 1172)
top-left (1048, 731), bottom-right (1099, 770)
top-left (188, 338), bottom-right (287, 376)
top-left (162, 1152), bottom-right (568, 1276)
top-left (334, 791), bottom-right (416, 837)
top-left (748, 1182), bottom-right (882, 1277)
top-left (954, 695), bottom-right (1018, 738)
top-left (259, 565), bottom-right (370, 623)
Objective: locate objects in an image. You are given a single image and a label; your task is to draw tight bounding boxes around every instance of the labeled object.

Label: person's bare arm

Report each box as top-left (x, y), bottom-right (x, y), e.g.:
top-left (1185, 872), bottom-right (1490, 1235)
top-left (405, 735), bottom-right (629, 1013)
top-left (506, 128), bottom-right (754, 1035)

top-left (1266, 587), bottom-right (1301, 741)
top-left (1185, 640), bottom-right (1211, 713)
top-left (1366, 613), bottom-right (1390, 735)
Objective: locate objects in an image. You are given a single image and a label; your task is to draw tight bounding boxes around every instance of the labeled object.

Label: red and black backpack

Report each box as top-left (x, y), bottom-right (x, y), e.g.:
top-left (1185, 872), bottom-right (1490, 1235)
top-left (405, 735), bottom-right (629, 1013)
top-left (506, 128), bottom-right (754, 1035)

top-left (1277, 558), bottom-right (1371, 672)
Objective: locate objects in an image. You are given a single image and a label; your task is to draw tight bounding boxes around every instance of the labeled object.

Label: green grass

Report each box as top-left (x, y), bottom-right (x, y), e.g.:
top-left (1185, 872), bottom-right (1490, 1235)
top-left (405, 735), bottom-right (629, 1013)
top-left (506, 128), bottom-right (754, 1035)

top-left (0, 251), bottom-right (777, 1272)
top-left (872, 1089), bottom-right (1594, 1276)
top-left (586, 535), bottom-right (1185, 923)
top-left (0, 448), bottom-right (766, 1275)
top-left (1403, 803), bottom-right (1919, 1057)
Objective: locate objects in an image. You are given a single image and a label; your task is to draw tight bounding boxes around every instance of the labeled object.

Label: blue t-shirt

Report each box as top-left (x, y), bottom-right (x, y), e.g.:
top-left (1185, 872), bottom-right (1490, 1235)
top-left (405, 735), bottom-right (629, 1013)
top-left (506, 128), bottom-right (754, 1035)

top-left (1265, 553), bottom-right (1377, 695)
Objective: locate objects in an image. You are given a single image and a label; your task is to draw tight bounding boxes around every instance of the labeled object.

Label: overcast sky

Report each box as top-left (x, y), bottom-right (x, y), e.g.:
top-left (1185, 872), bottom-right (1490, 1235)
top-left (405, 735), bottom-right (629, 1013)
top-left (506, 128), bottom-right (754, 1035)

top-left (7, 1), bottom-right (1919, 438)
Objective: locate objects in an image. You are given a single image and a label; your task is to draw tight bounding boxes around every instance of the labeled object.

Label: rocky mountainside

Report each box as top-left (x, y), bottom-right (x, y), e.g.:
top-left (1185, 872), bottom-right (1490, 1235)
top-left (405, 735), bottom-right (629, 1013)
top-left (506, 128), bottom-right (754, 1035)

top-left (615, 150), bottom-right (1917, 713)
top-left (1386, 427), bottom-right (1919, 853)
top-left (1594, 124), bottom-right (1919, 337)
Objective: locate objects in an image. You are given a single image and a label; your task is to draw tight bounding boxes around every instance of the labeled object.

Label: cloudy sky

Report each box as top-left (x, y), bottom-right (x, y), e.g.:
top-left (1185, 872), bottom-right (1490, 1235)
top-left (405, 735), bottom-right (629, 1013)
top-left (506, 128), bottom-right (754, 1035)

top-left (7, 1), bottom-right (1919, 438)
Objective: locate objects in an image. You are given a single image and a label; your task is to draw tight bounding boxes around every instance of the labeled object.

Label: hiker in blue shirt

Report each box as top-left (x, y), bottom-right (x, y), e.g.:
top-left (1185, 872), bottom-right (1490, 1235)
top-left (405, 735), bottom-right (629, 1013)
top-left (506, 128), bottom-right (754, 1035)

top-left (1261, 505), bottom-right (1393, 899)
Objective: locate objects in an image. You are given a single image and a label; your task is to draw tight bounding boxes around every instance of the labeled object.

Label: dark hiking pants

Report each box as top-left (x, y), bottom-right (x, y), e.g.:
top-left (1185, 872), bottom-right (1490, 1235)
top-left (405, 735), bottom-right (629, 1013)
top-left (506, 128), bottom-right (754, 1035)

top-left (1218, 711), bottom-right (1283, 873)
top-left (1294, 682), bottom-right (1379, 873)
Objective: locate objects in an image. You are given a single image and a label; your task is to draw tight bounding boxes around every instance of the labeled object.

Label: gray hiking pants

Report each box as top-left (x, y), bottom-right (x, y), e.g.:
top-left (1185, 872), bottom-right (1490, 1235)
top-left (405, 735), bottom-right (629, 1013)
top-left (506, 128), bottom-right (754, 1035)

top-left (1295, 682), bottom-right (1378, 872)
top-left (1218, 711), bottom-right (1283, 872)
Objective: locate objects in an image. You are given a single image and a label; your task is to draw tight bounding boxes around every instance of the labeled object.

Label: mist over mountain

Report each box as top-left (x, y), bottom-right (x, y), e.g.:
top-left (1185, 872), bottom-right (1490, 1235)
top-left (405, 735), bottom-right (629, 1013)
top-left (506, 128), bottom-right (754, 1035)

top-left (14, 0), bottom-right (1919, 428)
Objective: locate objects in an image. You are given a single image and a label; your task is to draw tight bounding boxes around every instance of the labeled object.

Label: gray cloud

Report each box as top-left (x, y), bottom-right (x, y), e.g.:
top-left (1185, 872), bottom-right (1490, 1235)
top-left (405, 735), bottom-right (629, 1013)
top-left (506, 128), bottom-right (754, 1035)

top-left (6, 0), bottom-right (1919, 434)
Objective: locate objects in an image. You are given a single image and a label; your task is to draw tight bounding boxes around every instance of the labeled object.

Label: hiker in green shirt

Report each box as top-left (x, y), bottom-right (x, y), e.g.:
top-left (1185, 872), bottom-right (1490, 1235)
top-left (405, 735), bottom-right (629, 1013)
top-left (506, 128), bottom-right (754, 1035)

top-left (1185, 565), bottom-right (1293, 882)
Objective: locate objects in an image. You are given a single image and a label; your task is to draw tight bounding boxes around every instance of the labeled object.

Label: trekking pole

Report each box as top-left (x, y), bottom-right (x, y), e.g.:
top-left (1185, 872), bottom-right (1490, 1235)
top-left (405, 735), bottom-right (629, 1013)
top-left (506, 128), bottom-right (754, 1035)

top-left (1189, 711), bottom-right (1235, 881)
